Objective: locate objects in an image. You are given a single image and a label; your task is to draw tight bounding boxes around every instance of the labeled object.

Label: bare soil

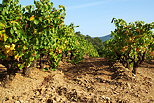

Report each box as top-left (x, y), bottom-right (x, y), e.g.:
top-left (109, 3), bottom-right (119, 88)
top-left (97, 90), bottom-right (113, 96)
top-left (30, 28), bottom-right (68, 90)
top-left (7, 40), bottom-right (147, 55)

top-left (0, 58), bottom-right (154, 103)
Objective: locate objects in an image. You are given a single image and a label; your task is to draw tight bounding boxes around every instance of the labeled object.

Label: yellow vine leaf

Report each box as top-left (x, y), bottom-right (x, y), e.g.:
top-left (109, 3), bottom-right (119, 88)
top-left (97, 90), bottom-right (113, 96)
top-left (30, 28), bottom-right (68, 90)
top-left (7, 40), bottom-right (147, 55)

top-left (5, 45), bottom-right (11, 50)
top-left (4, 44), bottom-right (15, 56)
top-left (121, 46), bottom-right (128, 52)
top-left (0, 30), bottom-right (8, 41)
top-left (4, 49), bottom-right (14, 56)
top-left (33, 29), bottom-right (37, 34)
top-left (14, 54), bottom-right (21, 61)
top-left (4, 44), bottom-right (15, 50)
top-left (10, 44), bottom-right (15, 50)
top-left (10, 21), bottom-right (18, 24)
top-left (30, 16), bottom-right (35, 21)
top-left (23, 45), bottom-right (27, 50)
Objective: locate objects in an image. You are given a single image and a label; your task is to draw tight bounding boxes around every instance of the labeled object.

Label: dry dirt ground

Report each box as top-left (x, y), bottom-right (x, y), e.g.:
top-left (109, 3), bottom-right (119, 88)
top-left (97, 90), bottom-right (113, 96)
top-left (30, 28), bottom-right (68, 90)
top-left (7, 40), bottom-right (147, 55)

top-left (0, 58), bottom-right (154, 103)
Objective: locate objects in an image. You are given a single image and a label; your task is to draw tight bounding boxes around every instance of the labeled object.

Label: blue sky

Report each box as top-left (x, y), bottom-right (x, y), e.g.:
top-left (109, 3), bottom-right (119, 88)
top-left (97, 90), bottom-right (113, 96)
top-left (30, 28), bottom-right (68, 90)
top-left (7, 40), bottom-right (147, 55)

top-left (0, 0), bottom-right (154, 37)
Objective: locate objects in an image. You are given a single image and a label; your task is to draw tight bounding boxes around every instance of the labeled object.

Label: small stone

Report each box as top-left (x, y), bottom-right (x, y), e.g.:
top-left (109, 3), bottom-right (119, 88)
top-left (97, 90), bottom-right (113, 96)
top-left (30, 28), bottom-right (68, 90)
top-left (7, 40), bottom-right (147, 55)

top-left (19, 100), bottom-right (24, 103)
top-left (127, 83), bottom-right (131, 89)
top-left (41, 87), bottom-right (46, 94)
top-left (35, 91), bottom-right (40, 95)
top-left (46, 99), bottom-right (53, 103)
top-left (25, 101), bottom-right (29, 103)
top-left (15, 101), bottom-right (20, 103)
top-left (4, 97), bottom-right (9, 101)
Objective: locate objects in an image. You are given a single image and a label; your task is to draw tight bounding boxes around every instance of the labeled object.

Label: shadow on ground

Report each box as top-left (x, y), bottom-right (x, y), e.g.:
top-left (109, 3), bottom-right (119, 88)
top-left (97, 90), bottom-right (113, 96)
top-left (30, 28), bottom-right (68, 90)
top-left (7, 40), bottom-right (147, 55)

top-left (58, 58), bottom-right (113, 79)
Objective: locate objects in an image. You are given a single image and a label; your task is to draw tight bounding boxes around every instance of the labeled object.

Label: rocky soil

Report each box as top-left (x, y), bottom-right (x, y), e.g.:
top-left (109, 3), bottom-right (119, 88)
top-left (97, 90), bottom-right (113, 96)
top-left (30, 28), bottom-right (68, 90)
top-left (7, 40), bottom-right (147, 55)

top-left (0, 58), bottom-right (154, 103)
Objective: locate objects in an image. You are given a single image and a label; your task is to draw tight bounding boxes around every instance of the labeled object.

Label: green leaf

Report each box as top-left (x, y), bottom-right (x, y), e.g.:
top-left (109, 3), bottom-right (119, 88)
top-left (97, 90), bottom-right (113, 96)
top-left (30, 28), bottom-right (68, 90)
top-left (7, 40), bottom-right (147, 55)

top-left (3, 34), bottom-right (8, 41)
top-left (29, 57), bottom-right (35, 62)
top-left (43, 67), bottom-right (49, 71)
top-left (18, 64), bottom-right (24, 70)
top-left (8, 38), bottom-right (13, 43)
top-left (52, 68), bottom-right (56, 71)
top-left (13, 26), bottom-right (17, 31)
top-left (0, 22), bottom-right (5, 30)
top-left (34, 19), bottom-right (39, 25)
top-left (39, 17), bottom-right (43, 22)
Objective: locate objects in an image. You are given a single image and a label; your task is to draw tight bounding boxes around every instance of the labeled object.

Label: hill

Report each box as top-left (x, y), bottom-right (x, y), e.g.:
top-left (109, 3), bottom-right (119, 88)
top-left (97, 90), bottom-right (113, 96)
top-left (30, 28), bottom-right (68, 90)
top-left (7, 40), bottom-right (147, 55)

top-left (99, 34), bottom-right (112, 42)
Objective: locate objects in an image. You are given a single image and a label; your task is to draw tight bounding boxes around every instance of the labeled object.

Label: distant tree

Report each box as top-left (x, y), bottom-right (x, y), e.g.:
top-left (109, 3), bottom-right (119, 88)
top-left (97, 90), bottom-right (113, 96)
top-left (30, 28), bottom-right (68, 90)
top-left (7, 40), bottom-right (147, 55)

top-left (76, 32), bottom-right (104, 57)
